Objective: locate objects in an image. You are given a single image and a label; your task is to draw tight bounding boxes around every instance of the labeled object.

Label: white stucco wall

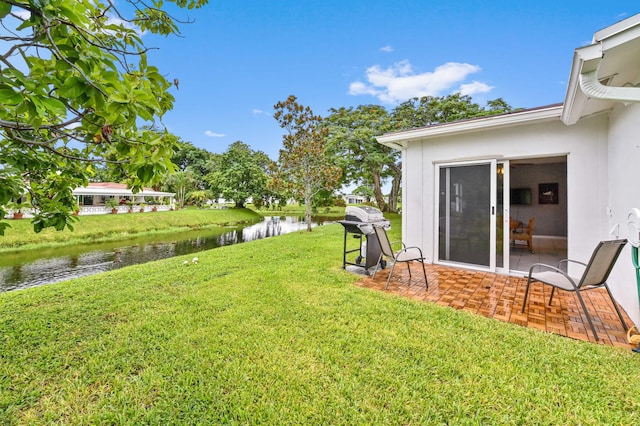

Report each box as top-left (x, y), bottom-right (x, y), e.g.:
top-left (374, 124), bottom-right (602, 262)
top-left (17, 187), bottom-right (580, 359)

top-left (399, 107), bottom-right (640, 327)
top-left (403, 114), bottom-right (608, 259)
top-left (607, 102), bottom-right (640, 327)
top-left (401, 114), bottom-right (640, 317)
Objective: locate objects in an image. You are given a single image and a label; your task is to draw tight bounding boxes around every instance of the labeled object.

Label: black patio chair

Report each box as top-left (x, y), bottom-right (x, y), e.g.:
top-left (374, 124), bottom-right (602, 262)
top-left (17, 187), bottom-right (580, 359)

top-left (520, 239), bottom-right (629, 341)
top-left (372, 224), bottom-right (428, 290)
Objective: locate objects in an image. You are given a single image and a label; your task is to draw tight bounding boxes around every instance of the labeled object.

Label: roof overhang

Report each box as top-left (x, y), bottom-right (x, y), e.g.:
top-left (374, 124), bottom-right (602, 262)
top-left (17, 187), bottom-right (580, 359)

top-left (377, 104), bottom-right (563, 149)
top-left (562, 14), bottom-right (640, 125)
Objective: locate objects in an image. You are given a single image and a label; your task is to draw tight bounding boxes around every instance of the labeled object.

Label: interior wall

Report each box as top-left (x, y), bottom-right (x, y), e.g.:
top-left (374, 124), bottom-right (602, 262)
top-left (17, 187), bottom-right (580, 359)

top-left (509, 162), bottom-right (567, 236)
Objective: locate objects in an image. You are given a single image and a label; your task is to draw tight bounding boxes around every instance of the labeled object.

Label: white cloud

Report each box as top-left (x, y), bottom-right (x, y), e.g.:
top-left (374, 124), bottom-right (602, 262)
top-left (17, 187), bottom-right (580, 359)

top-left (348, 81), bottom-right (380, 97)
top-left (104, 16), bottom-right (145, 36)
top-left (459, 81), bottom-right (494, 96)
top-left (14, 10), bottom-right (30, 20)
top-left (348, 60), bottom-right (490, 104)
top-left (252, 109), bottom-right (270, 116)
top-left (380, 45), bottom-right (394, 53)
top-left (204, 130), bottom-right (225, 138)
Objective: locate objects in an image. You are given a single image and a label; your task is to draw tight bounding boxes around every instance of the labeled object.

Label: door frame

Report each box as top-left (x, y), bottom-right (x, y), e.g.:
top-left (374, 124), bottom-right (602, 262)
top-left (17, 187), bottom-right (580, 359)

top-left (434, 159), bottom-right (498, 272)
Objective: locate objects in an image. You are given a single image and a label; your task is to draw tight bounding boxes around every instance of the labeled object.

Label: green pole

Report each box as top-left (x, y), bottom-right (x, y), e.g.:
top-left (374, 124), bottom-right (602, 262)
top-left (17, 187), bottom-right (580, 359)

top-left (632, 246), bottom-right (640, 352)
top-left (633, 246), bottom-right (640, 307)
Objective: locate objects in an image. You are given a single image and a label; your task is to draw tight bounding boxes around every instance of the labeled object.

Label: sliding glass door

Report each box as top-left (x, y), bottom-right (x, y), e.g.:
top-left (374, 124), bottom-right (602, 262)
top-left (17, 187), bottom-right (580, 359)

top-left (437, 160), bottom-right (498, 271)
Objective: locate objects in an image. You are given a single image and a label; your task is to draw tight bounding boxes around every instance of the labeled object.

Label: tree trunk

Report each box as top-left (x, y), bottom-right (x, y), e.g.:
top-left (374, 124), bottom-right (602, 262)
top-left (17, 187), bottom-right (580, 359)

top-left (372, 170), bottom-right (387, 212)
top-left (387, 161), bottom-right (402, 213)
top-left (388, 175), bottom-right (401, 213)
top-left (235, 201), bottom-right (245, 208)
top-left (304, 192), bottom-right (313, 232)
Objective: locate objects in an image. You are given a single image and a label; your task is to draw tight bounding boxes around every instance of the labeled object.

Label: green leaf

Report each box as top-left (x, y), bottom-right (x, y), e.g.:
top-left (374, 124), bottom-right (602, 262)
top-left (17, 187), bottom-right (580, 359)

top-left (59, 77), bottom-right (86, 98)
top-left (0, 222), bottom-right (10, 236)
top-left (40, 97), bottom-right (67, 116)
top-left (0, 2), bottom-right (11, 18)
top-left (109, 92), bottom-right (129, 103)
top-left (136, 165), bottom-right (153, 182)
top-left (0, 88), bottom-right (24, 105)
top-left (59, 3), bottom-right (86, 26)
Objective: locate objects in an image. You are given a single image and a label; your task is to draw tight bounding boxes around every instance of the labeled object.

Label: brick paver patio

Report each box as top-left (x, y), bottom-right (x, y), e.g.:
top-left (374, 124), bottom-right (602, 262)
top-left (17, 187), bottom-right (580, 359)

top-left (354, 262), bottom-right (633, 348)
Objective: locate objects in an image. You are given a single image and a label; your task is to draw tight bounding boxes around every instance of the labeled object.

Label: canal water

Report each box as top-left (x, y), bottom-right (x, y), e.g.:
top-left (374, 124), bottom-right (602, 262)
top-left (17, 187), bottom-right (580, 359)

top-left (0, 216), bottom-right (327, 293)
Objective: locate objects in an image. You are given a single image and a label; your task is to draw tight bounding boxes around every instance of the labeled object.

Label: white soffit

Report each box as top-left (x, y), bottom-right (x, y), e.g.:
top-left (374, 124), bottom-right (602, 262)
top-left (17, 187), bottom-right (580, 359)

top-left (377, 104), bottom-right (563, 149)
top-left (562, 13), bottom-right (640, 125)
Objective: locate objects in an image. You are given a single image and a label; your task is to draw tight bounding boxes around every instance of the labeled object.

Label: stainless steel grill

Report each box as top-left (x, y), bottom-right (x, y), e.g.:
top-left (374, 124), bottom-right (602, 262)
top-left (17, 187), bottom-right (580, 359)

top-left (340, 206), bottom-right (390, 235)
top-left (338, 206), bottom-right (390, 274)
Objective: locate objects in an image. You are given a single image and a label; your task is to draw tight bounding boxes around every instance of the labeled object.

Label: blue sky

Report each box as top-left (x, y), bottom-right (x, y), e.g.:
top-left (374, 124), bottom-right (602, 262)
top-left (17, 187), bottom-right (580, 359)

top-left (144, 1), bottom-right (635, 160)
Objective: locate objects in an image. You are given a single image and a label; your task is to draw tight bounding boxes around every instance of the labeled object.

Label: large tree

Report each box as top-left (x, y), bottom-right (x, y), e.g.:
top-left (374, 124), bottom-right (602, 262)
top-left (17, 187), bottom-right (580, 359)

top-left (326, 95), bottom-right (516, 213)
top-left (206, 141), bottom-right (272, 208)
top-left (273, 95), bottom-right (341, 231)
top-left (160, 140), bottom-right (219, 201)
top-left (326, 105), bottom-right (400, 212)
top-left (0, 0), bottom-right (207, 234)
top-left (391, 94), bottom-right (515, 129)
top-left (171, 140), bottom-right (219, 183)
top-left (162, 170), bottom-right (196, 209)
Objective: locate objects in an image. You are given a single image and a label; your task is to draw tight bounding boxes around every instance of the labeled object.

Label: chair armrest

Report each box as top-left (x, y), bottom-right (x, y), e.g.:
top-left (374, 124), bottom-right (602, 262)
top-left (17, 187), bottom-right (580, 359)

top-left (390, 241), bottom-right (406, 250)
top-left (528, 262), bottom-right (560, 273)
top-left (396, 245), bottom-right (425, 260)
top-left (557, 259), bottom-right (586, 274)
top-left (557, 259), bottom-right (586, 268)
top-left (527, 263), bottom-right (578, 288)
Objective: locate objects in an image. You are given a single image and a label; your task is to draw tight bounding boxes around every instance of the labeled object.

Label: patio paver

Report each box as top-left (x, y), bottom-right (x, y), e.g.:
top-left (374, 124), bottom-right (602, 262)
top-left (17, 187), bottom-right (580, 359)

top-left (354, 262), bottom-right (633, 348)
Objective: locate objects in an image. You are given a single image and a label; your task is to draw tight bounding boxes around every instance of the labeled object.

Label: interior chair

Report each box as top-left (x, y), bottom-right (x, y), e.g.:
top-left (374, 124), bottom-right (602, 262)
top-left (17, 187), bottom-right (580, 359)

top-left (511, 218), bottom-right (535, 253)
top-left (520, 239), bottom-right (628, 341)
top-left (372, 224), bottom-right (428, 290)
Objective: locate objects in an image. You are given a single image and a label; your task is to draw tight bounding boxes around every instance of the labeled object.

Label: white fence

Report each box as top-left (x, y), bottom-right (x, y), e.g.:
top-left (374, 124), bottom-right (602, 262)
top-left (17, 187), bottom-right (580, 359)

top-left (3, 205), bottom-right (174, 219)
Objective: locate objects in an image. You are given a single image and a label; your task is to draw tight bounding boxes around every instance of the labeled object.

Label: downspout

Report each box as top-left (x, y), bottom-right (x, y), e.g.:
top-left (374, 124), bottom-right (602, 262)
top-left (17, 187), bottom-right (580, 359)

top-left (579, 70), bottom-right (640, 102)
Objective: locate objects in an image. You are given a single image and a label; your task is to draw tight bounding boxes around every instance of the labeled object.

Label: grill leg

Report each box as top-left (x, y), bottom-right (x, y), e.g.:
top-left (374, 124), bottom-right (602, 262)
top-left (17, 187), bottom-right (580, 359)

top-left (342, 228), bottom-right (348, 269)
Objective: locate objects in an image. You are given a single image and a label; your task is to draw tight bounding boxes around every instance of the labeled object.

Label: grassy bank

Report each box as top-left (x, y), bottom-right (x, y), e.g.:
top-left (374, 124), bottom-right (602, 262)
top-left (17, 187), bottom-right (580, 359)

top-left (0, 208), bottom-right (262, 253)
top-left (2, 218), bottom-right (640, 424)
top-left (250, 204), bottom-right (346, 218)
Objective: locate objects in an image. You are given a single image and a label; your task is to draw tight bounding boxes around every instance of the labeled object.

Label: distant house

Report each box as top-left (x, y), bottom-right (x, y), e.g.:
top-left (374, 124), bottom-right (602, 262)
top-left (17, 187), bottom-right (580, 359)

top-left (73, 182), bottom-right (175, 214)
top-left (377, 14), bottom-right (640, 326)
top-left (343, 194), bottom-right (366, 204)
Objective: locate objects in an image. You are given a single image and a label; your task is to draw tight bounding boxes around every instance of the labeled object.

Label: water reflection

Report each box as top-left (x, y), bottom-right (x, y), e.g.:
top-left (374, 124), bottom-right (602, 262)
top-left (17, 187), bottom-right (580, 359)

top-left (0, 216), bottom-right (325, 293)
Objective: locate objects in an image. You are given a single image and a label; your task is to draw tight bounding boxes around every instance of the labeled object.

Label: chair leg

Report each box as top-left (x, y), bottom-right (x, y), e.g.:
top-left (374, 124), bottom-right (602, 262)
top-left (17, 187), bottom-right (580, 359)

top-left (385, 261), bottom-right (397, 290)
top-left (420, 260), bottom-right (428, 289)
top-left (549, 287), bottom-right (556, 306)
top-left (604, 284), bottom-right (629, 331)
top-left (575, 290), bottom-right (599, 341)
top-left (406, 262), bottom-right (412, 288)
top-left (372, 253), bottom-right (383, 279)
top-left (521, 276), bottom-right (533, 313)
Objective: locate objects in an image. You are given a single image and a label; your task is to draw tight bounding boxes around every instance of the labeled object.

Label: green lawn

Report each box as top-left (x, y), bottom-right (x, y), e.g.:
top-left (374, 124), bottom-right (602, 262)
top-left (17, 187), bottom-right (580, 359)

top-left (2, 215), bottom-right (640, 424)
top-left (0, 208), bottom-right (263, 253)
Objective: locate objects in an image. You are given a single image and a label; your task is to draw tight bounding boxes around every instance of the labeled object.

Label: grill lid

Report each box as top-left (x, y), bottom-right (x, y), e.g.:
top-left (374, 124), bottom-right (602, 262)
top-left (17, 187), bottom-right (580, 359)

top-left (345, 206), bottom-right (385, 223)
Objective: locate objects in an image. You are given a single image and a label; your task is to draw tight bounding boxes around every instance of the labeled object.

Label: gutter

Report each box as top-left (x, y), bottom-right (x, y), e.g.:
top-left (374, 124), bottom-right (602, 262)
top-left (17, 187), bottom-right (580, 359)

top-left (579, 70), bottom-right (640, 103)
top-left (562, 14), bottom-right (640, 125)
